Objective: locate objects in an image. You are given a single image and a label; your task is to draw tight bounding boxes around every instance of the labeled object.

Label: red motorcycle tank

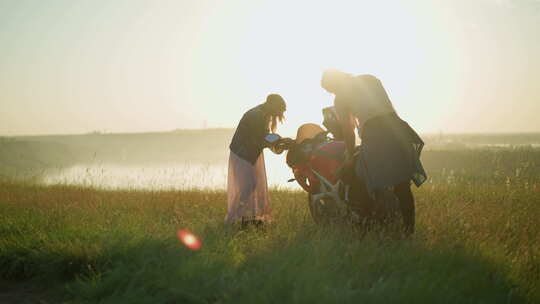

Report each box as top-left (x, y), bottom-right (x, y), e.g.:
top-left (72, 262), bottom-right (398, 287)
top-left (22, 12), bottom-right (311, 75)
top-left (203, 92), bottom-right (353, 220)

top-left (287, 123), bottom-right (346, 193)
top-left (310, 141), bottom-right (346, 186)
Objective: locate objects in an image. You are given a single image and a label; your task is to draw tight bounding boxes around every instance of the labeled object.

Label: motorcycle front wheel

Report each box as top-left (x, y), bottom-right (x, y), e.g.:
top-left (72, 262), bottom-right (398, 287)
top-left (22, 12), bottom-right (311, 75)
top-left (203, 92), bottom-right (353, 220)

top-left (307, 193), bottom-right (325, 224)
top-left (307, 192), bottom-right (351, 225)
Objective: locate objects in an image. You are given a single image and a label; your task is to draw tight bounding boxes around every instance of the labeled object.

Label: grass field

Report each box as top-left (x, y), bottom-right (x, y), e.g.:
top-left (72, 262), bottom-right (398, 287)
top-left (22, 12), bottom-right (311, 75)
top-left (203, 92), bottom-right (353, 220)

top-left (1, 147), bottom-right (540, 303)
top-left (1, 182), bottom-right (539, 302)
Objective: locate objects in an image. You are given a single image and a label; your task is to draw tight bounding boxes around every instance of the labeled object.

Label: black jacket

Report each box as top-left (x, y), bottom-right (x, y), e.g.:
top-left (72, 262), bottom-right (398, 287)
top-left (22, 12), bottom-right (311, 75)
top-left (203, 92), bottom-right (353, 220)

top-left (229, 104), bottom-right (269, 165)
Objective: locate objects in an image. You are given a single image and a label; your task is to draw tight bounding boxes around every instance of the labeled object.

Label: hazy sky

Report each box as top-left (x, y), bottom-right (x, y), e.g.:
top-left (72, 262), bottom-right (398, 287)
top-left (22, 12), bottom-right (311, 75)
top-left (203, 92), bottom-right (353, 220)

top-left (1, 0), bottom-right (539, 136)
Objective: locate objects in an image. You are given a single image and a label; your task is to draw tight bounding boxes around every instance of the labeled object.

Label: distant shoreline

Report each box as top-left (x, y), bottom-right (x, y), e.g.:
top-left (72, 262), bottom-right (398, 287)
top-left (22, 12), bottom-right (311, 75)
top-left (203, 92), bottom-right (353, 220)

top-left (1, 128), bottom-right (236, 139)
top-left (2, 129), bottom-right (540, 139)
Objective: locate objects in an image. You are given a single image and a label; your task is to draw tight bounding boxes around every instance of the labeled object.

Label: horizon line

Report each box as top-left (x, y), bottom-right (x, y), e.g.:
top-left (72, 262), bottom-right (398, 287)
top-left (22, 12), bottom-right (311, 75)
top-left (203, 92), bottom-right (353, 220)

top-left (3, 128), bottom-right (540, 138)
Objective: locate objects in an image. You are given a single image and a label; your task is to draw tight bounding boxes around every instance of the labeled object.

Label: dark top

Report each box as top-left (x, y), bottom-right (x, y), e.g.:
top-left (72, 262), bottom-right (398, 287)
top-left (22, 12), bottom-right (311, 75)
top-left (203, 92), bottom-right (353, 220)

top-left (229, 104), bottom-right (269, 165)
top-left (354, 112), bottom-right (427, 191)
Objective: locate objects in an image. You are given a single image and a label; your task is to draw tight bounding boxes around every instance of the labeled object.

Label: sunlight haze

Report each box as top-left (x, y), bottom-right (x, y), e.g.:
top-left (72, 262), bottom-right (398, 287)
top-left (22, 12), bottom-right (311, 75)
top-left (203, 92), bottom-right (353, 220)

top-left (1, 0), bottom-right (539, 136)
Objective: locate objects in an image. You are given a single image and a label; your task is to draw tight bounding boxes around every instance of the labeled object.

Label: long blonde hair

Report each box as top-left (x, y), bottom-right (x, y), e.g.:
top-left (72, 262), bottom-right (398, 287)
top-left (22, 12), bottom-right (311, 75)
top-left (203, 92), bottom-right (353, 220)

top-left (265, 94), bottom-right (286, 132)
top-left (269, 112), bottom-right (285, 133)
top-left (321, 68), bottom-right (352, 93)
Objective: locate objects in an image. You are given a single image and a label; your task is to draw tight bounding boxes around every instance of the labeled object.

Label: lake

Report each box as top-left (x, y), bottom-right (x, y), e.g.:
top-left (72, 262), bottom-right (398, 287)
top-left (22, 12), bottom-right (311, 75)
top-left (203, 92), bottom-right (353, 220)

top-left (42, 151), bottom-right (299, 190)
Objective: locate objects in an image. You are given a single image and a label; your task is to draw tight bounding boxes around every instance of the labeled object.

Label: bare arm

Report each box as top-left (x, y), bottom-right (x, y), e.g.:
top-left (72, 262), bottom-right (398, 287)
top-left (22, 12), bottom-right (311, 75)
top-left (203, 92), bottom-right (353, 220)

top-left (335, 98), bottom-right (356, 158)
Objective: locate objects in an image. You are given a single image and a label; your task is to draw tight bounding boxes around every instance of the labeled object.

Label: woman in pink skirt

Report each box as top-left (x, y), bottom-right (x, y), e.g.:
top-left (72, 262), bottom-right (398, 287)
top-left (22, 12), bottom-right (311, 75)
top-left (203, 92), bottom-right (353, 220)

top-left (226, 94), bottom-right (287, 226)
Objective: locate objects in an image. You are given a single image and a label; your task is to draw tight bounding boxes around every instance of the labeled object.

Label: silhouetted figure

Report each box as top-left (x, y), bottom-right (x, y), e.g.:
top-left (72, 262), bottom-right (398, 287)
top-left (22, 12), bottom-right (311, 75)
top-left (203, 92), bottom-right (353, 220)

top-left (321, 69), bottom-right (427, 234)
top-left (226, 94), bottom-right (287, 226)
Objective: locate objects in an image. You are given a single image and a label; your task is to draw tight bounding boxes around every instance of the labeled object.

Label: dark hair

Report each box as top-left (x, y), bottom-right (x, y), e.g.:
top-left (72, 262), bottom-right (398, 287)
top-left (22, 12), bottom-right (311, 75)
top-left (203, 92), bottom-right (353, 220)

top-left (265, 94), bottom-right (286, 132)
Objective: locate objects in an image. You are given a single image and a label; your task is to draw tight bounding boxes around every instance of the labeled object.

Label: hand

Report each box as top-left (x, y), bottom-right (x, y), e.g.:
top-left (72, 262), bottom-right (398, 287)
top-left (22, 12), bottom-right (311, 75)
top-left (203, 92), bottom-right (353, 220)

top-left (276, 138), bottom-right (295, 150)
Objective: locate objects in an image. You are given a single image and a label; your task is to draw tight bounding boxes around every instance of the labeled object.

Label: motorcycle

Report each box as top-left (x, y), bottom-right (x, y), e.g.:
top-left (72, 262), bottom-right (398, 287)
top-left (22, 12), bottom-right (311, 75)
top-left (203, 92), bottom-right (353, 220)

top-left (265, 106), bottom-right (400, 226)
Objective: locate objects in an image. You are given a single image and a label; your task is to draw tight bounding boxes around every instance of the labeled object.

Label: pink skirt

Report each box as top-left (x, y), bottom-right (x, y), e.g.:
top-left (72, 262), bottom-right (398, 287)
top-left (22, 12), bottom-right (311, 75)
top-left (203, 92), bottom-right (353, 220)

top-left (225, 151), bottom-right (270, 224)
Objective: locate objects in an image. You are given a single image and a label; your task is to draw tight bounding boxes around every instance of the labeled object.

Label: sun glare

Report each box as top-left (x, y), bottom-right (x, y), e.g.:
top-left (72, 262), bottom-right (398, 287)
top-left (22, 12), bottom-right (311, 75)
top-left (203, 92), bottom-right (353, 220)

top-left (212, 0), bottom-right (450, 135)
top-left (3, 0), bottom-right (536, 135)
top-left (177, 229), bottom-right (202, 251)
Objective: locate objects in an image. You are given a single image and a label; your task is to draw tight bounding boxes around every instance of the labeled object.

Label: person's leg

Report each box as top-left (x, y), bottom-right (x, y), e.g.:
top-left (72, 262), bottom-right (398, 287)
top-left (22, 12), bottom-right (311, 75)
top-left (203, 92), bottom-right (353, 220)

top-left (349, 180), bottom-right (377, 232)
top-left (241, 153), bottom-right (268, 230)
top-left (237, 176), bottom-right (257, 227)
top-left (394, 181), bottom-right (415, 235)
top-left (252, 153), bottom-right (270, 219)
top-left (226, 153), bottom-right (257, 224)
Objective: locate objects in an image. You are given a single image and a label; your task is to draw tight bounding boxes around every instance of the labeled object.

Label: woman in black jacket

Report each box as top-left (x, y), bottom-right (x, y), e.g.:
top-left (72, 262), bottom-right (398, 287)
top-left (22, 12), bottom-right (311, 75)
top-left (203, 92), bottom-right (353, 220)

top-left (321, 69), bottom-right (426, 234)
top-left (226, 94), bottom-right (286, 226)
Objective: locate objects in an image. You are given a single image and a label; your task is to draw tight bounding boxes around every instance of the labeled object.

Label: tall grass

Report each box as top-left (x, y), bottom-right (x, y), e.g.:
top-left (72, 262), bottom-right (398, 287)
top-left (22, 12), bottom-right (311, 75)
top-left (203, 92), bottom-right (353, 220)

top-left (1, 177), bottom-right (539, 303)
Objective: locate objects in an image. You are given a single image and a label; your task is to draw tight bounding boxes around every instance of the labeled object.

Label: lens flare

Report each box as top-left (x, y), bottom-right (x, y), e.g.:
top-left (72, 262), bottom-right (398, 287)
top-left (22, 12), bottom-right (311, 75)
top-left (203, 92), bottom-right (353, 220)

top-left (177, 229), bottom-right (202, 250)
